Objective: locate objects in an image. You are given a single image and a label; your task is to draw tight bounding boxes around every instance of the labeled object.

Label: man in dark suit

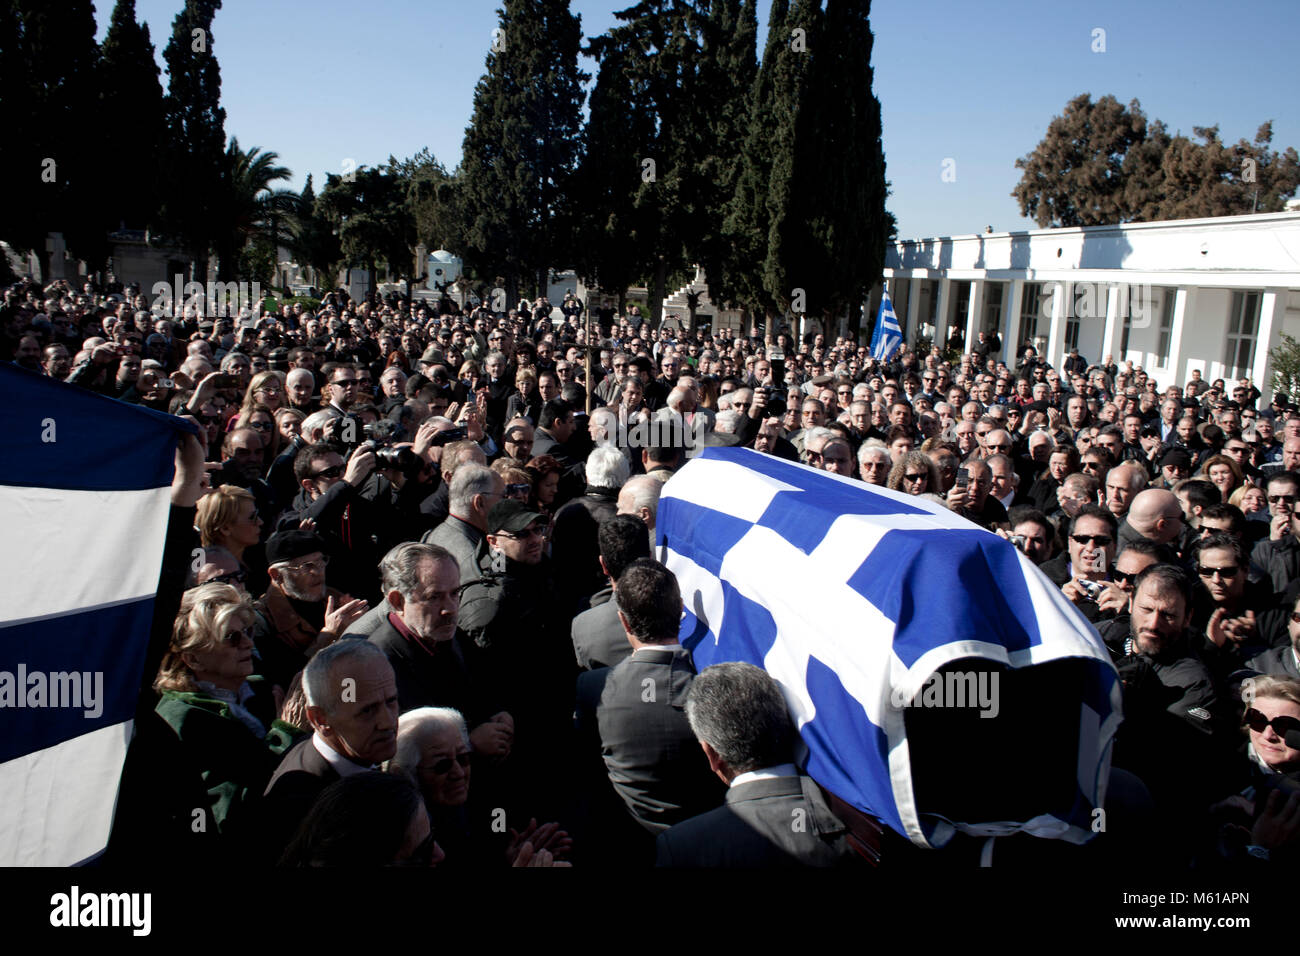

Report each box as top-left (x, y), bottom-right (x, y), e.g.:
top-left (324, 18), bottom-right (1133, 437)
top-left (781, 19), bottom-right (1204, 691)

top-left (369, 541), bottom-right (514, 757)
top-left (574, 560), bottom-right (723, 835)
top-left (531, 398), bottom-right (578, 463)
top-left (655, 661), bottom-right (861, 867)
top-left (259, 639), bottom-right (399, 860)
top-left (1248, 593), bottom-right (1300, 679)
top-left (572, 515), bottom-right (650, 671)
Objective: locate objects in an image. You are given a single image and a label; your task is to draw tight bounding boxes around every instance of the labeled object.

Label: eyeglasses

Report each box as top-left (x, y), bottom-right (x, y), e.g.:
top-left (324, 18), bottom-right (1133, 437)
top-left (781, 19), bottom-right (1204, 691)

top-left (904, 472), bottom-right (928, 482)
top-left (208, 568), bottom-right (247, 586)
top-left (1244, 707), bottom-right (1300, 739)
top-left (221, 624), bottom-right (254, 646)
top-left (985, 443), bottom-right (1011, 452)
top-left (1070, 534), bottom-right (1112, 547)
top-left (331, 378), bottom-right (358, 388)
top-left (505, 482), bottom-right (531, 498)
top-left (1111, 569), bottom-right (1138, 586)
top-left (1268, 495), bottom-right (1297, 504)
top-left (282, 556), bottom-right (329, 575)
top-left (1196, 564), bottom-right (1239, 580)
top-left (426, 752), bottom-right (472, 775)
top-left (311, 464), bottom-right (345, 481)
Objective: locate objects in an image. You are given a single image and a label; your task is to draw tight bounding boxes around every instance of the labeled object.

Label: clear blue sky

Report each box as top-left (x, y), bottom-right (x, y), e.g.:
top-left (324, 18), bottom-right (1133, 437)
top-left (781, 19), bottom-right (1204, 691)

top-left (99, 0), bottom-right (1300, 241)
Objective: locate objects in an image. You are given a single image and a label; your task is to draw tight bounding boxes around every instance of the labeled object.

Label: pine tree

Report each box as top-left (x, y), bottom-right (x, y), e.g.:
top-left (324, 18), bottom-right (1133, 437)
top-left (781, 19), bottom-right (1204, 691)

top-left (99, 0), bottom-right (166, 234)
top-left (459, 0), bottom-right (586, 310)
top-left (159, 0), bottom-right (227, 283)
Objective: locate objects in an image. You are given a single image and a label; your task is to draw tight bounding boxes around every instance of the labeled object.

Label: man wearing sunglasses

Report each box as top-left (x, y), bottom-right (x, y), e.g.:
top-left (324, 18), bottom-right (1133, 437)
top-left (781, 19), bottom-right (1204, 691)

top-left (1251, 472), bottom-right (1300, 593)
top-left (1246, 595), bottom-right (1300, 680)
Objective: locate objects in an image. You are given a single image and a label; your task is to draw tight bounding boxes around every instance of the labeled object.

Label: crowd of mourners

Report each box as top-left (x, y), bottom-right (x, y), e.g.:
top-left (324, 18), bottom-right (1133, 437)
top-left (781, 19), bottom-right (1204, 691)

top-left (5, 274), bottom-right (1300, 868)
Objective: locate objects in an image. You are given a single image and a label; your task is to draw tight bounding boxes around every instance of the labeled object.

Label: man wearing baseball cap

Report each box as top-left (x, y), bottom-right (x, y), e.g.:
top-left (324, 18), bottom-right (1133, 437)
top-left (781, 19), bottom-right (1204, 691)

top-left (251, 530), bottom-right (369, 691)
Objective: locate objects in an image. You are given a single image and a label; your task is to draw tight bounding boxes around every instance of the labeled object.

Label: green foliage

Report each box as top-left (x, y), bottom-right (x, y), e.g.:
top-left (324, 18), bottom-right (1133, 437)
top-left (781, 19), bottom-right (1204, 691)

top-left (159, 0), bottom-right (227, 280)
top-left (99, 0), bottom-right (165, 235)
top-left (1014, 94), bottom-right (1300, 227)
top-left (1269, 333), bottom-right (1300, 400)
top-left (315, 164), bottom-right (415, 291)
top-left (760, 0), bottom-right (888, 334)
top-left (459, 0), bottom-right (587, 308)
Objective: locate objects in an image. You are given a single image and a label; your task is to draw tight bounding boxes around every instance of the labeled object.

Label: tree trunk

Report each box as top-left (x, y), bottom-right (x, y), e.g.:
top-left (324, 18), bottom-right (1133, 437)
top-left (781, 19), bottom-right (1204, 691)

top-left (648, 257), bottom-right (667, 334)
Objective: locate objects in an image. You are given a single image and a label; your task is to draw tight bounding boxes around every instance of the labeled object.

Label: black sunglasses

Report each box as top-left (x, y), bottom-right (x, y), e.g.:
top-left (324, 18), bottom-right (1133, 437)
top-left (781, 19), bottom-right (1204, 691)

top-left (428, 752), bottom-right (472, 775)
top-left (1070, 534), bottom-right (1112, 547)
top-left (312, 464), bottom-right (345, 480)
top-left (1244, 707), bottom-right (1300, 739)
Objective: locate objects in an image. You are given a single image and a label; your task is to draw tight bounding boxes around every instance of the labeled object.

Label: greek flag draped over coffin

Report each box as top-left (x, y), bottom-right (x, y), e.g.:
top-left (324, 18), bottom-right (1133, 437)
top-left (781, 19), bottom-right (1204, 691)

top-left (0, 364), bottom-right (193, 865)
top-left (657, 447), bottom-right (1122, 849)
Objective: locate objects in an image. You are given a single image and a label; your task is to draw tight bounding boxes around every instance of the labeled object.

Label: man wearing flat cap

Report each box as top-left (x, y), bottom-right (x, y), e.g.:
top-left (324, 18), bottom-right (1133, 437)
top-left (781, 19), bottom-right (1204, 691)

top-left (1156, 447), bottom-right (1192, 490)
top-left (250, 530), bottom-right (370, 691)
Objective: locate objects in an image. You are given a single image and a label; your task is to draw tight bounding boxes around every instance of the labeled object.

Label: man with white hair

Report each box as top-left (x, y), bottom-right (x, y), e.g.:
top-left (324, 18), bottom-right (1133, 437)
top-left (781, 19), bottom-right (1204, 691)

top-left (286, 366), bottom-right (316, 412)
top-left (552, 445), bottom-right (631, 612)
top-left (858, 441), bottom-right (891, 486)
top-left (618, 475), bottom-right (663, 537)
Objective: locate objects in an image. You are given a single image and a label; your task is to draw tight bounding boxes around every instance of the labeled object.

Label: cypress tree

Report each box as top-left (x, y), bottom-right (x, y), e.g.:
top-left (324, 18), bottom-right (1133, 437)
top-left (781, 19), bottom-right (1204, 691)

top-left (159, 0), bottom-right (227, 283)
top-left (762, 0), bottom-right (887, 338)
top-left (99, 0), bottom-right (166, 234)
top-left (459, 0), bottom-right (586, 309)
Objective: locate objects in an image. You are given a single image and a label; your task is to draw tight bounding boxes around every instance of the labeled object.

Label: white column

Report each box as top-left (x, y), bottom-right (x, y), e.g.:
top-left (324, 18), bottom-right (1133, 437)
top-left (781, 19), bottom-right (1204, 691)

top-left (1002, 280), bottom-right (1024, 367)
top-left (965, 279), bottom-right (984, 358)
top-left (1045, 280), bottom-right (1068, 371)
top-left (934, 279), bottom-right (952, 351)
top-left (1163, 287), bottom-right (1192, 390)
top-left (1252, 288), bottom-right (1286, 392)
top-left (906, 277), bottom-right (922, 347)
top-left (1100, 284), bottom-right (1122, 367)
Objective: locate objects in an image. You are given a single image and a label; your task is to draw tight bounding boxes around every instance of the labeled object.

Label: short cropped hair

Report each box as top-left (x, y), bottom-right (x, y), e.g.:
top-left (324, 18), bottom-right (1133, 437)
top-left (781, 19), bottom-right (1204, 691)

top-left (379, 542), bottom-right (458, 602)
top-left (685, 661), bottom-right (797, 774)
top-left (598, 515), bottom-right (652, 581)
top-left (303, 639), bottom-right (390, 717)
top-left (614, 559), bottom-right (681, 643)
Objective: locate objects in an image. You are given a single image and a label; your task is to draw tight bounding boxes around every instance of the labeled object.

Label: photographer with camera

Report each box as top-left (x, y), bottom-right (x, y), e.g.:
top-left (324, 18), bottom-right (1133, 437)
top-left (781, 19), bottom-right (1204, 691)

top-left (274, 438), bottom-right (396, 603)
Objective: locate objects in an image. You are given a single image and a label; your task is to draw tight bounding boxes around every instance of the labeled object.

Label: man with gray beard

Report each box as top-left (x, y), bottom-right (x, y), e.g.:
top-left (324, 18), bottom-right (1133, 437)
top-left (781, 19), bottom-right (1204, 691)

top-left (251, 531), bottom-right (369, 690)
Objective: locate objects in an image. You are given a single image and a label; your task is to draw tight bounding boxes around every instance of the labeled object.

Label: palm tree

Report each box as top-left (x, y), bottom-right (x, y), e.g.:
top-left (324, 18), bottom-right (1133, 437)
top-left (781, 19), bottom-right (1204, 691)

top-left (216, 138), bottom-right (293, 281)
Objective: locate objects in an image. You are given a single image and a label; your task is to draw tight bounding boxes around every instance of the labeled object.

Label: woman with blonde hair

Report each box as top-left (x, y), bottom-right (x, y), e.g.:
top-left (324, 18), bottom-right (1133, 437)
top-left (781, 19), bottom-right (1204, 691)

top-left (239, 370), bottom-right (287, 417)
top-left (153, 583), bottom-right (300, 844)
top-left (196, 485), bottom-right (265, 592)
top-left (274, 406), bottom-right (306, 445)
top-left (1198, 453), bottom-right (1244, 503)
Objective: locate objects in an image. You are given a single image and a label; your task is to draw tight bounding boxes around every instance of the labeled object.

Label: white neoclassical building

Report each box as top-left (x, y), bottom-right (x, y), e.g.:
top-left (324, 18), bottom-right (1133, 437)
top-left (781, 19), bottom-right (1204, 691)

top-left (881, 211), bottom-right (1300, 389)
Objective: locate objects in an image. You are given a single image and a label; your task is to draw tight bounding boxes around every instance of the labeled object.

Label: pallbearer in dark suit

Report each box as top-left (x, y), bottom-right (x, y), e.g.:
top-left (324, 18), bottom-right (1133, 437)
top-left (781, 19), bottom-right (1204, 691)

top-left (571, 515), bottom-right (651, 671)
top-left (656, 661), bottom-right (862, 868)
top-left (574, 560), bottom-right (723, 836)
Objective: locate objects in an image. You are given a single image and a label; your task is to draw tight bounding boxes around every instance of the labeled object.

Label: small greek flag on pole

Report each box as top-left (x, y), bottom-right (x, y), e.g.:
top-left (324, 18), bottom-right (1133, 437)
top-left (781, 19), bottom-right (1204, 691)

top-left (870, 287), bottom-right (903, 362)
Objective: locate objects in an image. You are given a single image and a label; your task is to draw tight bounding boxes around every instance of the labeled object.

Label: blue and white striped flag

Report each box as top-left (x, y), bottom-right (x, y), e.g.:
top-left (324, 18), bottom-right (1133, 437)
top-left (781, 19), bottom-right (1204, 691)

top-left (657, 447), bottom-right (1121, 849)
top-left (870, 287), bottom-right (903, 362)
top-left (0, 364), bottom-right (193, 865)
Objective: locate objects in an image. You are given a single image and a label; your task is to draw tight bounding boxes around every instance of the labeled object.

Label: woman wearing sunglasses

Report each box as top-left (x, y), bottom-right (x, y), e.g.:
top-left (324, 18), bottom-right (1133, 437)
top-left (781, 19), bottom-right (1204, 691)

top-left (389, 707), bottom-right (570, 867)
top-left (151, 584), bottom-right (302, 851)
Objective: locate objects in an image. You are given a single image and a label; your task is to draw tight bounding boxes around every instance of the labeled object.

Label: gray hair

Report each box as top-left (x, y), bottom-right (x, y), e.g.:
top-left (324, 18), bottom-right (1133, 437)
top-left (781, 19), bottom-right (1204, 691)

top-left (379, 542), bottom-right (458, 601)
top-left (391, 706), bottom-right (470, 775)
top-left (586, 443), bottom-right (631, 490)
top-left (449, 462), bottom-right (500, 514)
top-left (286, 367), bottom-right (314, 389)
top-left (620, 475), bottom-right (663, 527)
top-left (685, 662), bottom-right (797, 775)
top-left (303, 639), bottom-right (390, 716)
top-left (300, 410), bottom-right (335, 442)
top-left (858, 439), bottom-right (890, 464)
top-left (590, 407), bottom-right (618, 443)
top-left (714, 409), bottom-right (742, 434)
top-left (485, 350), bottom-right (507, 366)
